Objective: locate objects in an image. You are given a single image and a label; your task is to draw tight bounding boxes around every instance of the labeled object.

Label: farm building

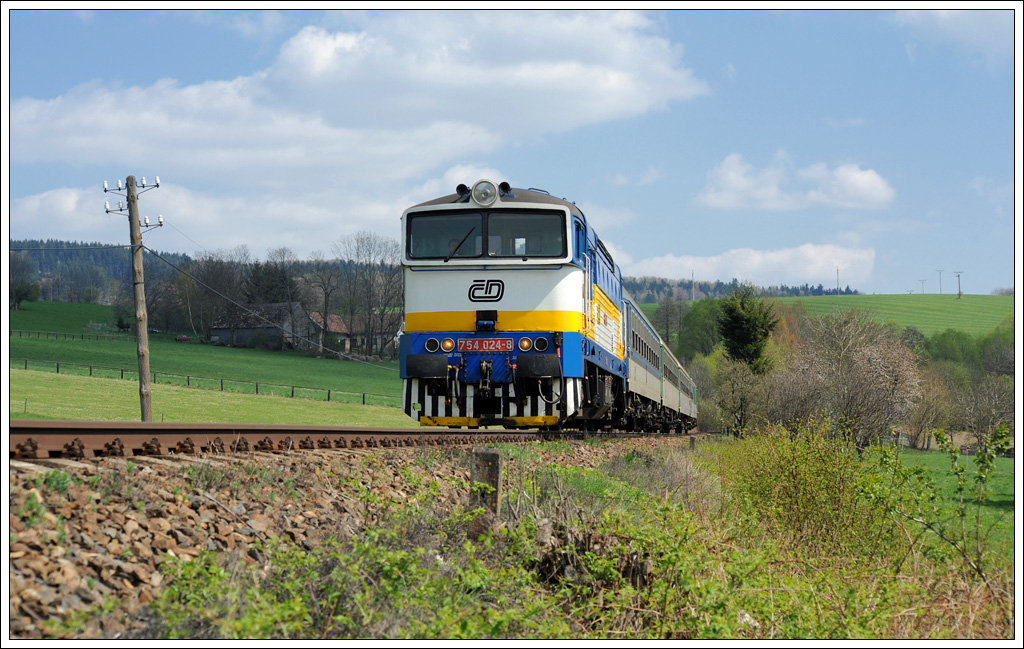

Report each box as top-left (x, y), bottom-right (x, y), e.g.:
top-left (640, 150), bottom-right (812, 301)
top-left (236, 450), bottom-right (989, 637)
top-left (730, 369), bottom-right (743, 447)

top-left (210, 302), bottom-right (310, 349)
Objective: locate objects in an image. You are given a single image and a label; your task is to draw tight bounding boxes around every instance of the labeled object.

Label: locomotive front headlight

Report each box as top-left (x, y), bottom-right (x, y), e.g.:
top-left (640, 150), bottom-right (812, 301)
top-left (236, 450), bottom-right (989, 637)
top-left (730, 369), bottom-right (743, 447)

top-left (471, 179), bottom-right (498, 206)
top-left (534, 336), bottom-right (549, 352)
top-left (425, 338), bottom-right (440, 353)
top-left (518, 337), bottom-right (533, 352)
top-left (441, 338), bottom-right (456, 352)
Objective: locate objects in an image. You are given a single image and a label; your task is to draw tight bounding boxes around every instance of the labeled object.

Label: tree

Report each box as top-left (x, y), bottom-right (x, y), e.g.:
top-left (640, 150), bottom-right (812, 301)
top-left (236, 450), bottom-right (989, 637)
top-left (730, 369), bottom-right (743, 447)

top-left (304, 251), bottom-right (343, 353)
top-left (718, 285), bottom-right (779, 374)
top-left (333, 231), bottom-right (403, 358)
top-left (676, 299), bottom-right (722, 361)
top-left (9, 252), bottom-right (40, 310)
top-left (715, 357), bottom-right (763, 431)
top-left (949, 370), bottom-right (1014, 451)
top-left (905, 367), bottom-right (951, 450)
top-left (800, 309), bottom-right (921, 452)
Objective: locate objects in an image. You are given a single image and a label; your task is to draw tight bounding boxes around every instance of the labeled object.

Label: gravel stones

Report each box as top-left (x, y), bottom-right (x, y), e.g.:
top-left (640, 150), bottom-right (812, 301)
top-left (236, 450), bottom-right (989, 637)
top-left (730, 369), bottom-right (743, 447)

top-left (9, 437), bottom-right (686, 639)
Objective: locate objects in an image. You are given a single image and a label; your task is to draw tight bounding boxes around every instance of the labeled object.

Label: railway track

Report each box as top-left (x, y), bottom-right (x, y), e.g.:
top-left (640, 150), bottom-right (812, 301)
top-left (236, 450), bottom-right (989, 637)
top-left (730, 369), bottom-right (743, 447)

top-left (9, 419), bottom-right (678, 460)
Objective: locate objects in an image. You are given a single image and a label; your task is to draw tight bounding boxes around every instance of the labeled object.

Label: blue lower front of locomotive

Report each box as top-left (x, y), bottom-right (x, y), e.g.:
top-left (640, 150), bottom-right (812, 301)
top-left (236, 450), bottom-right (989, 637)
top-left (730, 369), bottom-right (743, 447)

top-left (400, 331), bottom-right (585, 428)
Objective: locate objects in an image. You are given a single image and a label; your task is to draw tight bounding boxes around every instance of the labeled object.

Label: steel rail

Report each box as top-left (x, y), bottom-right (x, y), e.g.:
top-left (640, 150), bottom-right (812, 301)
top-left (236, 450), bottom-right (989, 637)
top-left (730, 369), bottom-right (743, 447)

top-left (8, 419), bottom-right (550, 459)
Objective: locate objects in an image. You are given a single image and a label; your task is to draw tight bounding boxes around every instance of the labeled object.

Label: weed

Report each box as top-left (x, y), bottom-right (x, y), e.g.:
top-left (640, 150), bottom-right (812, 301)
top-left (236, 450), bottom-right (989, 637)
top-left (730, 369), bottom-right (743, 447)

top-left (19, 492), bottom-right (45, 528)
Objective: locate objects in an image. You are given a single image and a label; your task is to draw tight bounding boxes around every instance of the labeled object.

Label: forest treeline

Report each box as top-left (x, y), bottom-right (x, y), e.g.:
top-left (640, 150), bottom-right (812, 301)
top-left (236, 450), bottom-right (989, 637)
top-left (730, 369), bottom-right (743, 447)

top-left (623, 275), bottom-right (859, 302)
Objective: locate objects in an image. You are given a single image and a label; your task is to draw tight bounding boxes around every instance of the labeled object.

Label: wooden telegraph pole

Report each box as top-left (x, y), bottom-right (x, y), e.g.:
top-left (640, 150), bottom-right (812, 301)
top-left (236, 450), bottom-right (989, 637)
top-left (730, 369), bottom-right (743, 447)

top-left (126, 176), bottom-right (153, 421)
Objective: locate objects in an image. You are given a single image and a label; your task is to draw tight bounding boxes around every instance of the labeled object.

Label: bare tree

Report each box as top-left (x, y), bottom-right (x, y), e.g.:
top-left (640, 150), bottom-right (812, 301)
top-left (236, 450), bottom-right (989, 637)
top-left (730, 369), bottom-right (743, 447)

top-left (305, 251), bottom-right (343, 353)
top-left (177, 249), bottom-right (248, 338)
top-left (266, 246), bottom-right (304, 349)
top-left (950, 371), bottom-right (1014, 451)
top-left (800, 309), bottom-right (921, 452)
top-left (905, 367), bottom-right (951, 450)
top-left (333, 231), bottom-right (403, 358)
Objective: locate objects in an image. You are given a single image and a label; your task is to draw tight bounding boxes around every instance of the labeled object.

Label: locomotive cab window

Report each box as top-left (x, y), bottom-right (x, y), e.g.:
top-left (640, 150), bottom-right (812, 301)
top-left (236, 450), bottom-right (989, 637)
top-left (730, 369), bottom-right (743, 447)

top-left (407, 210), bottom-right (565, 260)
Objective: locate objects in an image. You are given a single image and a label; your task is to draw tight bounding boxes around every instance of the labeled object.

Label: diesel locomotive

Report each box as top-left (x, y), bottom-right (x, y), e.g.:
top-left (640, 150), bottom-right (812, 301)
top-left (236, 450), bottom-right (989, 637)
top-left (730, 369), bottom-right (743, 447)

top-left (398, 179), bottom-right (697, 433)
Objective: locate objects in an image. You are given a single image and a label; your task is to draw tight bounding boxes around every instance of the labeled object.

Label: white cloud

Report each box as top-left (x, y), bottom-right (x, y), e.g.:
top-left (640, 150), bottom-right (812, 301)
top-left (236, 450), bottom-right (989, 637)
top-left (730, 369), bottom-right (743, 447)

top-left (624, 244), bottom-right (876, 288)
top-left (696, 154), bottom-right (895, 211)
top-left (10, 11), bottom-right (709, 258)
top-left (890, 10), bottom-right (1014, 71)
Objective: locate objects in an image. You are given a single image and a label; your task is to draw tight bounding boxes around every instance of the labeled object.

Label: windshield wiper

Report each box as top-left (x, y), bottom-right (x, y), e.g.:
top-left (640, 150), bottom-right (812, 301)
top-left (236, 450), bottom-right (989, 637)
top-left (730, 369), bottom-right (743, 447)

top-left (444, 227), bottom-right (475, 262)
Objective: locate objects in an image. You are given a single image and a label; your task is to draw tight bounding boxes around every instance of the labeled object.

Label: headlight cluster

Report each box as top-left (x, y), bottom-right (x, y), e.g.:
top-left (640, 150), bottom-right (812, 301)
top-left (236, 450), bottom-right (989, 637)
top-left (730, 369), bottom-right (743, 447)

top-left (424, 336), bottom-right (549, 353)
top-left (518, 336), bottom-right (549, 352)
top-left (424, 337), bottom-right (456, 353)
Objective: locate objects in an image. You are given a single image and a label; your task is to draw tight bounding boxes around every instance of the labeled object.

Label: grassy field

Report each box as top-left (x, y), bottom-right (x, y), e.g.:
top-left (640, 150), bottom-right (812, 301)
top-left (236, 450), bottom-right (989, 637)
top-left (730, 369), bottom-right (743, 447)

top-left (8, 369), bottom-right (419, 428)
top-left (9, 301), bottom-right (402, 399)
top-left (895, 448), bottom-right (1015, 557)
top-left (639, 293), bottom-right (1013, 338)
top-left (769, 294), bottom-right (1013, 337)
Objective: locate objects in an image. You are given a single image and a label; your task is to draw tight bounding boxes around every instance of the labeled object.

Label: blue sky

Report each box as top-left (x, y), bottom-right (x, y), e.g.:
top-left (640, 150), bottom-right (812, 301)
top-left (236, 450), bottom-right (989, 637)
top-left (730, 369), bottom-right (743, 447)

top-left (5, 8), bottom-right (1020, 296)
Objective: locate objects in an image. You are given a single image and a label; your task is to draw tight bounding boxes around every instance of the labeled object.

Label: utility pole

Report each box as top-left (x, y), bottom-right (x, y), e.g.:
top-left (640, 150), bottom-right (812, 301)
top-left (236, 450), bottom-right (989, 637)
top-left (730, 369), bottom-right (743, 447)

top-left (105, 175), bottom-right (162, 422)
top-left (954, 271), bottom-right (963, 299)
top-left (936, 269), bottom-right (943, 295)
top-left (919, 279), bottom-right (926, 294)
top-left (127, 176), bottom-right (153, 421)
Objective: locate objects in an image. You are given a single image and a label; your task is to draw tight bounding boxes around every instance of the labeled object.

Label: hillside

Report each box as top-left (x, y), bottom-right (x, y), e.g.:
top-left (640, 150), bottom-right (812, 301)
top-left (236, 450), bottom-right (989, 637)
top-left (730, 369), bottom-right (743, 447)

top-left (769, 293), bottom-right (1013, 338)
top-left (640, 294), bottom-right (1013, 338)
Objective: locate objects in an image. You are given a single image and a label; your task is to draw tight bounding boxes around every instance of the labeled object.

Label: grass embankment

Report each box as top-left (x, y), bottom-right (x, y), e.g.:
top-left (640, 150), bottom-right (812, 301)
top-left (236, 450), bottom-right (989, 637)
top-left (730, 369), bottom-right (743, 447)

top-left (8, 369), bottom-right (418, 428)
top-left (129, 428), bottom-right (1013, 639)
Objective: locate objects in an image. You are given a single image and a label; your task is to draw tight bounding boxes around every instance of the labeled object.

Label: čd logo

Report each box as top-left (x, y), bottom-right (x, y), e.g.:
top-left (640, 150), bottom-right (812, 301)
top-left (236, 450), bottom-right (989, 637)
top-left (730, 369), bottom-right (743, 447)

top-left (469, 279), bottom-right (504, 302)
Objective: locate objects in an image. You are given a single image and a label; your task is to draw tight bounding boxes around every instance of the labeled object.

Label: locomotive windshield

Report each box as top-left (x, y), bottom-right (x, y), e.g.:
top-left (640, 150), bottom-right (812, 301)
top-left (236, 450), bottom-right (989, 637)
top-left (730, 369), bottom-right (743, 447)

top-left (407, 210), bottom-right (566, 260)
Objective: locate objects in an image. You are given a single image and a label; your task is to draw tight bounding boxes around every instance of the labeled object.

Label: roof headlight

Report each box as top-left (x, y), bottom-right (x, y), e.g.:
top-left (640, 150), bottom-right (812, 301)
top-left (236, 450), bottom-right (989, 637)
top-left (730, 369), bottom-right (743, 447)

top-left (471, 179), bottom-right (498, 206)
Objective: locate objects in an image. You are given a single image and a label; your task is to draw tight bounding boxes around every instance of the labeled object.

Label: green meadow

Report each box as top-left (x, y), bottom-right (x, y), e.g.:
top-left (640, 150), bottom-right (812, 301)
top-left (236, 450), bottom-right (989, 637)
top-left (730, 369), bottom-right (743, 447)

top-left (9, 302), bottom-right (401, 399)
top-left (770, 293), bottom-right (1013, 337)
top-left (639, 293), bottom-right (1012, 338)
top-left (9, 369), bottom-right (418, 427)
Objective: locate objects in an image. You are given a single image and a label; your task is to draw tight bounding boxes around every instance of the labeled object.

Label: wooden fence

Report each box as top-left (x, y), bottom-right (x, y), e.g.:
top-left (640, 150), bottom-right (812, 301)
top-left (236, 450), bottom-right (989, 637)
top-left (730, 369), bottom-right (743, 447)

top-left (10, 358), bottom-right (400, 407)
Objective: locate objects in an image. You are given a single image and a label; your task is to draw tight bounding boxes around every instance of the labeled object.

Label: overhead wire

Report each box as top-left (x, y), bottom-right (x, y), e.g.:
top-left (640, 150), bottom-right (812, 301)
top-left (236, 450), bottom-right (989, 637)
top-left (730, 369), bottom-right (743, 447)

top-left (141, 245), bottom-right (399, 372)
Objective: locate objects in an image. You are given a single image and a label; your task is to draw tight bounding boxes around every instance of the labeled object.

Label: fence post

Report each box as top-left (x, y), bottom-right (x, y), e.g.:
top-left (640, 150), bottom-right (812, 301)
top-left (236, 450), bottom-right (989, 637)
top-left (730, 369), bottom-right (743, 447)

top-left (256, 382), bottom-right (259, 395)
top-left (187, 376), bottom-right (191, 387)
top-left (327, 389), bottom-right (331, 402)
top-left (363, 393), bottom-right (366, 405)
top-left (121, 368), bottom-right (124, 379)
top-left (90, 366), bottom-right (93, 376)
top-left (291, 386), bottom-right (295, 398)
top-left (221, 379), bottom-right (224, 391)
top-left (56, 362), bottom-right (59, 373)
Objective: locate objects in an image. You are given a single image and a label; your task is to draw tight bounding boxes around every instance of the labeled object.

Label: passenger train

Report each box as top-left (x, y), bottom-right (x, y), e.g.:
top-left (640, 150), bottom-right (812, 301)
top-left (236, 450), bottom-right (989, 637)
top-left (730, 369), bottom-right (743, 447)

top-left (398, 179), bottom-right (697, 433)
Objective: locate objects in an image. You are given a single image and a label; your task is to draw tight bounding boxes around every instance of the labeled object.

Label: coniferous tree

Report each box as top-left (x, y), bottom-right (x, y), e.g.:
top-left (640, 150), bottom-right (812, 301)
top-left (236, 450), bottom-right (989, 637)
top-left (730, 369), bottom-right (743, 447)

top-left (718, 284), bottom-right (778, 374)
